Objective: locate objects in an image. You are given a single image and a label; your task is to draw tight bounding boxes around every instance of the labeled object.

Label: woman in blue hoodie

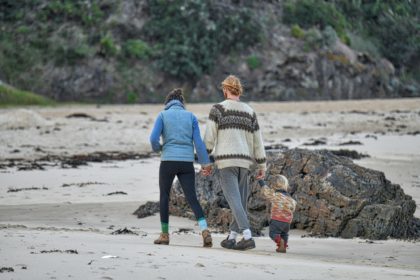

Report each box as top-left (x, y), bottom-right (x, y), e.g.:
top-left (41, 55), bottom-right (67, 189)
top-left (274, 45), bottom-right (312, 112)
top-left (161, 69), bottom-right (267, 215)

top-left (149, 88), bottom-right (212, 247)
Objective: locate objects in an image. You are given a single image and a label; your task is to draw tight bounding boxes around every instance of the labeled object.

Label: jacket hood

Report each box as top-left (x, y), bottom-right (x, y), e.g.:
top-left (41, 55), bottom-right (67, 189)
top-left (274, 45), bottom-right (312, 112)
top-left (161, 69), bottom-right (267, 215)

top-left (165, 100), bottom-right (185, 110)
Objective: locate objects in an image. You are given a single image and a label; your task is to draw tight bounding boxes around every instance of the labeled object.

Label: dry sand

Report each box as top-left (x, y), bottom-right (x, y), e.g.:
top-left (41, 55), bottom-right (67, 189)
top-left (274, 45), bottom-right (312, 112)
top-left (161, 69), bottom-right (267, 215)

top-left (1, 99), bottom-right (420, 279)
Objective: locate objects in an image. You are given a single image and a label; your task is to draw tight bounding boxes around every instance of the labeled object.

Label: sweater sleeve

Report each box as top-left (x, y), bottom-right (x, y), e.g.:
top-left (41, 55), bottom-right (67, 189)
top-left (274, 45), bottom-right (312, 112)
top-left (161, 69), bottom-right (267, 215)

top-left (261, 186), bottom-right (275, 198)
top-left (252, 112), bottom-right (267, 171)
top-left (290, 197), bottom-right (297, 212)
top-left (192, 115), bottom-right (211, 165)
top-left (203, 105), bottom-right (220, 154)
top-left (149, 113), bottom-right (163, 152)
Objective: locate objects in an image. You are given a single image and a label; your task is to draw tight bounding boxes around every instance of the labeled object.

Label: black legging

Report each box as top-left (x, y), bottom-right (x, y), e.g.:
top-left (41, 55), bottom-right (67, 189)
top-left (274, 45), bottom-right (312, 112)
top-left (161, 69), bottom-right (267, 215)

top-left (159, 161), bottom-right (205, 224)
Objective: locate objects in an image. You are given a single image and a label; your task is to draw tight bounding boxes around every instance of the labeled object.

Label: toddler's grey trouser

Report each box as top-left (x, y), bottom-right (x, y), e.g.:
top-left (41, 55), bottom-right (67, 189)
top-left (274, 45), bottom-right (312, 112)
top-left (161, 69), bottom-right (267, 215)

top-left (219, 167), bottom-right (251, 232)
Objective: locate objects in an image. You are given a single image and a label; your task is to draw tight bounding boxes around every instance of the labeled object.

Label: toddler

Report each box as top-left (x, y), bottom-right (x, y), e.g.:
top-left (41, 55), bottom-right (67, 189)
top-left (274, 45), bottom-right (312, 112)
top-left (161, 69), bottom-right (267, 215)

top-left (259, 175), bottom-right (296, 253)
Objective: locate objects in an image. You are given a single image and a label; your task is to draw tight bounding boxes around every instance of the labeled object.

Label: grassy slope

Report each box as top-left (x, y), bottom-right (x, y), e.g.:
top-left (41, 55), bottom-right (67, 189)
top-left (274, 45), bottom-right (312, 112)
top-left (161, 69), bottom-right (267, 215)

top-left (0, 84), bottom-right (54, 106)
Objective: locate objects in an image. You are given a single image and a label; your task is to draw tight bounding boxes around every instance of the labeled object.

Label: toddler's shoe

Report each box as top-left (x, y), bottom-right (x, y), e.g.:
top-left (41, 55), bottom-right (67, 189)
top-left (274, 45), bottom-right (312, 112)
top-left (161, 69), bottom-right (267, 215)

top-left (276, 237), bottom-right (287, 253)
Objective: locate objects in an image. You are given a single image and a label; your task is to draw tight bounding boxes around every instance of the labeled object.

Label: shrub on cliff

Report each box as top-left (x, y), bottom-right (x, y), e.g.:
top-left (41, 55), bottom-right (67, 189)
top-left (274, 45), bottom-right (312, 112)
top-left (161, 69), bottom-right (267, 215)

top-left (283, 0), bottom-right (420, 77)
top-left (143, 0), bottom-right (262, 80)
top-left (38, 0), bottom-right (105, 26)
top-left (99, 35), bottom-right (119, 58)
top-left (283, 0), bottom-right (347, 39)
top-left (291, 24), bottom-right (305, 39)
top-left (334, 0), bottom-right (420, 71)
top-left (123, 40), bottom-right (153, 60)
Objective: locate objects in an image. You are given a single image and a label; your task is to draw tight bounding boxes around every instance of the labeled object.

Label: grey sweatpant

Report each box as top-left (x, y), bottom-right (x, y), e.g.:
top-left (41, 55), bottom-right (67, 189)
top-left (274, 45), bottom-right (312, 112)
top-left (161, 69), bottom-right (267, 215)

top-left (219, 167), bottom-right (251, 232)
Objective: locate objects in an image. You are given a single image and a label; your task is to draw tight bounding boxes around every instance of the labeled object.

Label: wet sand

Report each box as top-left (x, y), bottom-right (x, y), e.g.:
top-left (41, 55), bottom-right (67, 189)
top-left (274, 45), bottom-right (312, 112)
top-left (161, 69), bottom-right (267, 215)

top-left (1, 98), bottom-right (420, 279)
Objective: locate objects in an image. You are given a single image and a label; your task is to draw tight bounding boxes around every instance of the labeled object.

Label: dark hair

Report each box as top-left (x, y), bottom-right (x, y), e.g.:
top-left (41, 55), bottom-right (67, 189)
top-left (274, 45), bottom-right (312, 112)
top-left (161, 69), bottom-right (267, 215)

top-left (164, 88), bottom-right (185, 105)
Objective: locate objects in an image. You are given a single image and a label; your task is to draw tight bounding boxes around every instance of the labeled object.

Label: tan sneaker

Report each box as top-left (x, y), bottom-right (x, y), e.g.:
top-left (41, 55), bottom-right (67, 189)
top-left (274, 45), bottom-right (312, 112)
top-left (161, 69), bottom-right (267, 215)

top-left (202, 229), bottom-right (213, 248)
top-left (154, 233), bottom-right (169, 245)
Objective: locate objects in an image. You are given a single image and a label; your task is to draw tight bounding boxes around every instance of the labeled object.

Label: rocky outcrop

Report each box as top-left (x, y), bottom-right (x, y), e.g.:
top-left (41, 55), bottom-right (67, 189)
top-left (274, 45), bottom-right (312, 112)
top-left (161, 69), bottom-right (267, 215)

top-left (167, 149), bottom-right (419, 239)
top-left (191, 31), bottom-right (407, 102)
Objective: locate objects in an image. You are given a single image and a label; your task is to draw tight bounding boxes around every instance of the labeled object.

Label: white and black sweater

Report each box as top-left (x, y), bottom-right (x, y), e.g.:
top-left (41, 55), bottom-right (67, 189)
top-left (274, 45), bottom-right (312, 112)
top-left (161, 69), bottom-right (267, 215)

top-left (204, 100), bottom-right (266, 171)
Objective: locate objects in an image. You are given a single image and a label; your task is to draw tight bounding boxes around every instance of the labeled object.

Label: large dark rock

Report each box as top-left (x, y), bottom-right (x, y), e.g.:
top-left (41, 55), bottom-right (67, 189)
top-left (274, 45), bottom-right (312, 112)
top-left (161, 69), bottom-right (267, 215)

top-left (168, 149), bottom-right (419, 239)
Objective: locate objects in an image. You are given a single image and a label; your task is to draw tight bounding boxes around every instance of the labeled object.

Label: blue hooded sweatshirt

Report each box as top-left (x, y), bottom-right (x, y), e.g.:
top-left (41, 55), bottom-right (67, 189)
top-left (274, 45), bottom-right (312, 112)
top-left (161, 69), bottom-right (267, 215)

top-left (149, 100), bottom-right (210, 164)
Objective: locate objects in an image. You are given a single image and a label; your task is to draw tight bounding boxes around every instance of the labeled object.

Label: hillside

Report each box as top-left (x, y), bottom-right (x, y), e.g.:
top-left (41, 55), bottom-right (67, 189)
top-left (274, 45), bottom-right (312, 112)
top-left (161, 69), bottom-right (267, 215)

top-left (0, 0), bottom-right (419, 103)
top-left (0, 82), bottom-right (54, 106)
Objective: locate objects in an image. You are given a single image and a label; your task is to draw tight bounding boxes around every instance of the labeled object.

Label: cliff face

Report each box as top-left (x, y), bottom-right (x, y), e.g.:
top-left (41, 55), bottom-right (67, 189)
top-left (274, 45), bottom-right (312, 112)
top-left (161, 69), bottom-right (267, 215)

top-left (0, 0), bottom-right (417, 103)
top-left (191, 34), bottom-right (402, 102)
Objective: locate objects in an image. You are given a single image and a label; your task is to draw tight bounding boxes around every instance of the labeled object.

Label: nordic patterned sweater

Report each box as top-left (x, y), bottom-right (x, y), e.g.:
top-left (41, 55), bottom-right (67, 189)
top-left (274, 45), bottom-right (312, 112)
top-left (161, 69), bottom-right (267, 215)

top-left (203, 99), bottom-right (266, 170)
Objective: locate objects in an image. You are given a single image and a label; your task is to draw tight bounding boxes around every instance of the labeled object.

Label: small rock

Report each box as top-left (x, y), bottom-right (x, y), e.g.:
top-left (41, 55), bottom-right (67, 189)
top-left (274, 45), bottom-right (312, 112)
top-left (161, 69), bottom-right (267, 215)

top-left (338, 140), bottom-right (362, 146)
top-left (105, 191), bottom-right (127, 196)
top-left (329, 149), bottom-right (370, 159)
top-left (303, 139), bottom-right (327, 146)
top-left (133, 201), bottom-right (159, 218)
top-left (0, 267), bottom-right (14, 273)
top-left (38, 249), bottom-right (78, 254)
top-left (175, 228), bottom-right (194, 234)
top-left (111, 227), bottom-right (138, 235)
top-left (66, 113), bottom-right (95, 120)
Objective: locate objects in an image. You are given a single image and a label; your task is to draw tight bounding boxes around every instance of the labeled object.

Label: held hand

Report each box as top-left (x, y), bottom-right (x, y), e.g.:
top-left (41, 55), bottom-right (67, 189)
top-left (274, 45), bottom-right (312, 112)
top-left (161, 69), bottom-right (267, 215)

top-left (201, 165), bottom-right (212, 176)
top-left (255, 169), bottom-right (265, 180)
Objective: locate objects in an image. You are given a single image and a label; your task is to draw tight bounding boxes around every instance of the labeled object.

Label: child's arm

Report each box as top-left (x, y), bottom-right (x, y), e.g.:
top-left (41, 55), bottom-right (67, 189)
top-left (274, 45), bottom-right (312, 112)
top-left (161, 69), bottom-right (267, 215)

top-left (258, 180), bottom-right (275, 198)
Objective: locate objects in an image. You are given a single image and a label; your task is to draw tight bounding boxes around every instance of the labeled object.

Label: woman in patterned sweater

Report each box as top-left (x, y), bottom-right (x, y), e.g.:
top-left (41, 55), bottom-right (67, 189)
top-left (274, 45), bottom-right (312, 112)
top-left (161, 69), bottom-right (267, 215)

top-left (204, 75), bottom-right (266, 250)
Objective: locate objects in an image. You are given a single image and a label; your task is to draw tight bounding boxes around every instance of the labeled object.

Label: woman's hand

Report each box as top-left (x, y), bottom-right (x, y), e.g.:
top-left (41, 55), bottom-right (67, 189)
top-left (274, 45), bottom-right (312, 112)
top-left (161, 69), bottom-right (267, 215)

top-left (255, 169), bottom-right (265, 180)
top-left (201, 165), bottom-right (213, 176)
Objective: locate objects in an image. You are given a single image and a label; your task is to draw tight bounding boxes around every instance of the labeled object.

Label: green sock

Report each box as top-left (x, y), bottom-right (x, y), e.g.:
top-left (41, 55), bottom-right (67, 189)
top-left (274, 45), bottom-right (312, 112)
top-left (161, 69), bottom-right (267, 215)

top-left (161, 222), bottom-right (169, 234)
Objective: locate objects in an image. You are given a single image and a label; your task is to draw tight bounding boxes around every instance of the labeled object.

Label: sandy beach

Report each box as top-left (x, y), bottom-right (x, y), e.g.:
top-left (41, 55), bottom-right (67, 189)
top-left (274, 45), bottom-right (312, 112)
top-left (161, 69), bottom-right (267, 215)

top-left (1, 99), bottom-right (420, 279)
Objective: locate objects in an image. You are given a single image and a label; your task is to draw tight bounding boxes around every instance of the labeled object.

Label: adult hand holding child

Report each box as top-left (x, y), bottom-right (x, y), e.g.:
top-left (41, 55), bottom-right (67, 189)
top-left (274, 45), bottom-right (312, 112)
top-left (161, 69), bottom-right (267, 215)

top-left (200, 165), bottom-right (213, 176)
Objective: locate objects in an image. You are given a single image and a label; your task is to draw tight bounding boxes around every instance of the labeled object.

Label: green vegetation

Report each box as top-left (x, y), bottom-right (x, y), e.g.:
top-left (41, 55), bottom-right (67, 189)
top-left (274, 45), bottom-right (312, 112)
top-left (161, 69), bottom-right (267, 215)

top-left (283, 0), bottom-right (420, 76)
top-left (0, 0), bottom-right (418, 104)
top-left (0, 0), bottom-right (116, 89)
top-left (284, 0), bottom-right (347, 38)
top-left (246, 55), bottom-right (262, 70)
top-left (333, 0), bottom-right (420, 70)
top-left (291, 24), bottom-right (305, 39)
top-left (126, 91), bottom-right (138, 104)
top-left (303, 28), bottom-right (323, 50)
top-left (123, 40), bottom-right (153, 60)
top-left (51, 27), bottom-right (95, 65)
top-left (39, 0), bottom-right (105, 26)
top-left (0, 84), bottom-right (54, 106)
top-left (302, 26), bottom-right (337, 50)
top-left (144, 0), bottom-right (262, 80)
top-left (99, 35), bottom-right (119, 57)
